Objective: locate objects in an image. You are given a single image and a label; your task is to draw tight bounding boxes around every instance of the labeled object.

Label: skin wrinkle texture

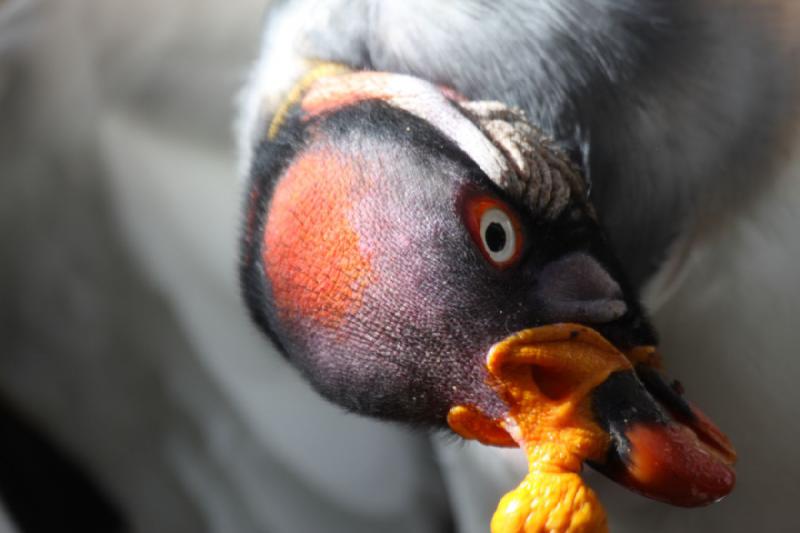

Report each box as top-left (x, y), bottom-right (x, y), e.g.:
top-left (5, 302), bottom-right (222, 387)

top-left (253, 97), bottom-right (557, 423)
top-left (264, 148), bottom-right (375, 332)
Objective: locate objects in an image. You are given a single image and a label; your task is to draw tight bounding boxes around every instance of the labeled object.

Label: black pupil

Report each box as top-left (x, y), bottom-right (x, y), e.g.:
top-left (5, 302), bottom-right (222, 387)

top-left (484, 222), bottom-right (507, 253)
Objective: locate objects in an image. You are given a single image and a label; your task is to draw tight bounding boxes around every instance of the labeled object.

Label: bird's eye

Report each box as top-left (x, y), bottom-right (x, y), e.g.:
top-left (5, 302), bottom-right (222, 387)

top-left (463, 194), bottom-right (524, 269)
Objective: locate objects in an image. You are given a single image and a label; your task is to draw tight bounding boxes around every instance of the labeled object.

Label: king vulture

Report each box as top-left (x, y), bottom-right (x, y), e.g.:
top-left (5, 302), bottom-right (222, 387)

top-left (237, 0), bottom-right (800, 531)
top-left (1, 1), bottom-right (799, 532)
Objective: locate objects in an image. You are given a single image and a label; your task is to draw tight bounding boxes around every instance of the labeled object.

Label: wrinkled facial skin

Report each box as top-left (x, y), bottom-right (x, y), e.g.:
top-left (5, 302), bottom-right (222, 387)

top-left (241, 100), bottom-right (654, 426)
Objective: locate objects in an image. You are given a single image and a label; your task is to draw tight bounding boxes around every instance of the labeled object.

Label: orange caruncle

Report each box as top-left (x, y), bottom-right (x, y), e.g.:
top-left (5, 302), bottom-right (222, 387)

top-left (491, 471), bottom-right (606, 533)
top-left (449, 325), bottom-right (637, 533)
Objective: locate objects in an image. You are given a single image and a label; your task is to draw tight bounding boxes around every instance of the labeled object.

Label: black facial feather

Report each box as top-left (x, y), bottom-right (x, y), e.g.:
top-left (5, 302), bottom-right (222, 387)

top-left (240, 111), bottom-right (307, 355)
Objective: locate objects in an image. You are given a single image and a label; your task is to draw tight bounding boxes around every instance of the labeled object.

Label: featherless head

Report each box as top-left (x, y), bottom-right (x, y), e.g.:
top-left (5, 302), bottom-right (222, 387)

top-left (240, 66), bottom-right (735, 520)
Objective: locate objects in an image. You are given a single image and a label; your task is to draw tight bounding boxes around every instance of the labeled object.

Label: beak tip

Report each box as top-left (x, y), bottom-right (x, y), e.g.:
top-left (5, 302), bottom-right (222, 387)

top-left (592, 364), bottom-right (736, 507)
top-left (621, 422), bottom-right (736, 507)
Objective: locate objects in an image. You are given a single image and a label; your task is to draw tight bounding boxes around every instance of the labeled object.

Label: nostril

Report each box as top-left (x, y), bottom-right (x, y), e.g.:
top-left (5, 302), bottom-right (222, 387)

top-left (535, 252), bottom-right (628, 324)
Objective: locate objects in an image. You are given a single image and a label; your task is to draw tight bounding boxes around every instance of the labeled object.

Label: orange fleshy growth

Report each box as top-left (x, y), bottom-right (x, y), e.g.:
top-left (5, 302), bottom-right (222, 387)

top-left (447, 405), bottom-right (517, 447)
top-left (264, 149), bottom-right (374, 330)
top-left (448, 324), bottom-right (636, 533)
top-left (625, 345), bottom-right (662, 368)
top-left (491, 471), bottom-right (606, 533)
top-left (486, 326), bottom-right (631, 469)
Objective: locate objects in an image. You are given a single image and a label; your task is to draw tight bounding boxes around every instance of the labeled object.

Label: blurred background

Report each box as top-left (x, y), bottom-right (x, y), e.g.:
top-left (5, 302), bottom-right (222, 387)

top-left (1, 1), bottom-right (799, 532)
top-left (0, 1), bottom-right (450, 531)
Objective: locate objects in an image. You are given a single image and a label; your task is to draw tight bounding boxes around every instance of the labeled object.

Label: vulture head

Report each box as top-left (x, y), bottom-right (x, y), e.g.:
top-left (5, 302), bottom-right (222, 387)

top-left (240, 68), bottom-right (735, 511)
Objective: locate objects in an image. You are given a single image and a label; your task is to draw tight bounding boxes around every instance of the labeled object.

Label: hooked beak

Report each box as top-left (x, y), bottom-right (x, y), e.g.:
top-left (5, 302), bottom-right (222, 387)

top-left (590, 361), bottom-right (736, 506)
top-left (448, 324), bottom-right (736, 508)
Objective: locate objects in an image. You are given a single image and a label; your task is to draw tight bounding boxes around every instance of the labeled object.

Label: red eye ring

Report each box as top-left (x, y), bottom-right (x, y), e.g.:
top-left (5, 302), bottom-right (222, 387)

top-left (463, 194), bottom-right (524, 269)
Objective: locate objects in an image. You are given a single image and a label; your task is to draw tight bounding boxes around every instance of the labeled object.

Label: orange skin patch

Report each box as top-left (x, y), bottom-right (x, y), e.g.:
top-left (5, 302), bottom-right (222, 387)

top-left (448, 324), bottom-right (636, 533)
top-left (263, 148), bottom-right (374, 331)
